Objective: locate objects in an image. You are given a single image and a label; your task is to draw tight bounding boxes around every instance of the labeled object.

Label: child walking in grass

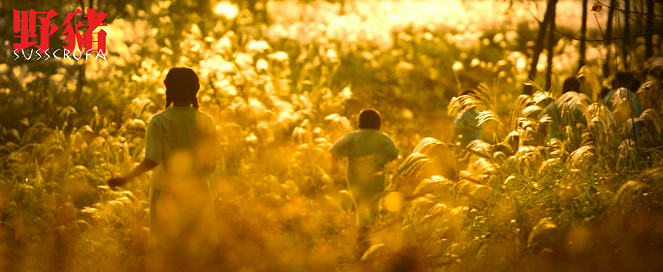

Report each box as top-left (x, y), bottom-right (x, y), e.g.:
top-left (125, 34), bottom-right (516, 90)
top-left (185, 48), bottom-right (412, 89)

top-left (107, 67), bottom-right (221, 271)
top-left (452, 88), bottom-right (484, 149)
top-left (329, 108), bottom-right (400, 259)
top-left (538, 77), bottom-right (588, 150)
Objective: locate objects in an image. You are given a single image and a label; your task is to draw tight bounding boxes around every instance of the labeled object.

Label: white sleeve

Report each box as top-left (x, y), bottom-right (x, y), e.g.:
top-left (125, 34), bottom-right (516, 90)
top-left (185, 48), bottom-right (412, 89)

top-left (145, 117), bottom-right (164, 163)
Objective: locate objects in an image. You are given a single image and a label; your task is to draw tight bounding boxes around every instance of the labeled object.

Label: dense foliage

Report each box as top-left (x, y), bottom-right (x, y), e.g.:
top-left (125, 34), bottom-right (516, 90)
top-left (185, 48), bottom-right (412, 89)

top-left (1, 0), bottom-right (662, 271)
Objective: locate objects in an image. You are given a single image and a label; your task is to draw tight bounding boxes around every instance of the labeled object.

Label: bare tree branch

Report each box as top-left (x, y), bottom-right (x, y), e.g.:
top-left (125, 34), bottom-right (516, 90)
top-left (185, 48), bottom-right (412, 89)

top-left (528, 7), bottom-right (662, 42)
top-left (599, 1), bottom-right (663, 18)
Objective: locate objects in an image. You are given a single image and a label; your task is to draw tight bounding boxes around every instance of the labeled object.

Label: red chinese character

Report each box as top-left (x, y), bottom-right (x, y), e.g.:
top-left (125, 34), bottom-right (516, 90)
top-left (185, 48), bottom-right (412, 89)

top-left (62, 8), bottom-right (108, 53)
top-left (13, 9), bottom-right (59, 53)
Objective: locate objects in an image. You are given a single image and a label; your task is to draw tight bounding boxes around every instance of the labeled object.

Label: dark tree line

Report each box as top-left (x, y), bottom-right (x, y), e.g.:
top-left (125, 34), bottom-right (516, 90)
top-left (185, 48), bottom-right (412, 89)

top-left (524, 0), bottom-right (663, 95)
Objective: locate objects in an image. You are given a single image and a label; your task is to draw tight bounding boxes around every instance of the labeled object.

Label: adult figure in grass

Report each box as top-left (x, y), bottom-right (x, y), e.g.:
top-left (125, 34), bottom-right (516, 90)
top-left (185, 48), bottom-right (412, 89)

top-left (452, 88), bottom-right (484, 170)
top-left (538, 77), bottom-right (589, 150)
top-left (603, 72), bottom-right (645, 141)
top-left (329, 108), bottom-right (400, 259)
top-left (107, 67), bottom-right (221, 271)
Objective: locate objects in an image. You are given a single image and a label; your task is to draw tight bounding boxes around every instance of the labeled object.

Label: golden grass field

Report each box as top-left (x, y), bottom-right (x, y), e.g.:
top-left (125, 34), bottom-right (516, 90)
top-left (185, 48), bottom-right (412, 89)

top-left (1, 0), bottom-right (663, 271)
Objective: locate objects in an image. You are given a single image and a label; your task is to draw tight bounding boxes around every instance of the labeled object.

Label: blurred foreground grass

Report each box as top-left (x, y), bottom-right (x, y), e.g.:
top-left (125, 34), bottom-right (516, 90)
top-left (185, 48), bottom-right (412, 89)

top-left (1, 0), bottom-right (663, 271)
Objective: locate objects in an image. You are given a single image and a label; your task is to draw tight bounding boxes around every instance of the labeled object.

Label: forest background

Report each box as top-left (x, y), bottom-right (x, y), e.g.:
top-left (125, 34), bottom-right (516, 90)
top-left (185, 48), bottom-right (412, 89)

top-left (1, 0), bottom-right (663, 271)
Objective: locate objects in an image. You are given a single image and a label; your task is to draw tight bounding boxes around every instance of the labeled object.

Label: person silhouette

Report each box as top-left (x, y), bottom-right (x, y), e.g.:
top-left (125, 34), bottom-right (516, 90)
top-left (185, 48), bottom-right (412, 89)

top-left (107, 67), bottom-right (221, 271)
top-left (603, 72), bottom-right (645, 140)
top-left (452, 88), bottom-right (483, 149)
top-left (329, 108), bottom-right (400, 259)
top-left (538, 77), bottom-right (588, 150)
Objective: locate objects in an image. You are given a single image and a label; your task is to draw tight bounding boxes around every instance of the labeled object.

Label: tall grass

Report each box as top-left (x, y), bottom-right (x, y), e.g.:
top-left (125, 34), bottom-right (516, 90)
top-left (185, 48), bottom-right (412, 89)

top-left (1, 1), bottom-right (662, 271)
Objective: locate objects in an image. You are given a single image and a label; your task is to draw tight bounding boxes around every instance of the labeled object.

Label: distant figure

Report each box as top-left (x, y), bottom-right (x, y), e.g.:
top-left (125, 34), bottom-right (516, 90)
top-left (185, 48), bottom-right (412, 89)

top-left (603, 72), bottom-right (644, 139)
top-left (452, 88), bottom-right (483, 149)
top-left (107, 67), bottom-right (221, 271)
top-left (600, 86), bottom-right (611, 101)
top-left (640, 63), bottom-right (663, 110)
top-left (329, 108), bottom-right (400, 259)
top-left (645, 63), bottom-right (662, 89)
top-left (538, 77), bottom-right (588, 148)
top-left (562, 76), bottom-right (581, 95)
top-left (603, 72), bottom-right (644, 115)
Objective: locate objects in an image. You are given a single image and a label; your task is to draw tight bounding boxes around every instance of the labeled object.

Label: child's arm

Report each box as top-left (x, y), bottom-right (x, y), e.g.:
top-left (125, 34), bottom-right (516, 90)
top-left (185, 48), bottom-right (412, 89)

top-left (329, 133), bottom-right (352, 175)
top-left (199, 115), bottom-right (222, 176)
top-left (108, 116), bottom-right (163, 189)
top-left (384, 135), bottom-right (400, 162)
top-left (330, 154), bottom-right (341, 175)
top-left (107, 159), bottom-right (158, 189)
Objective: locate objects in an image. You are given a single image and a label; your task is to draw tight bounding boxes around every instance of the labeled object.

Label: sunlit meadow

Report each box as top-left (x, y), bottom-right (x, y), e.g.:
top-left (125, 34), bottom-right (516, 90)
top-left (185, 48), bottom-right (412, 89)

top-left (1, 0), bottom-right (663, 271)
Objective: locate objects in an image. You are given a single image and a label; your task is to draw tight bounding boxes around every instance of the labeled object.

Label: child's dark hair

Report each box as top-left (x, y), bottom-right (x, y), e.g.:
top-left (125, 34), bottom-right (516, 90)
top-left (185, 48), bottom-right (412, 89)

top-left (600, 87), bottom-right (611, 100)
top-left (164, 67), bottom-right (200, 109)
top-left (562, 77), bottom-right (580, 94)
top-left (358, 109), bottom-right (381, 130)
top-left (460, 88), bottom-right (478, 96)
top-left (613, 72), bottom-right (635, 90)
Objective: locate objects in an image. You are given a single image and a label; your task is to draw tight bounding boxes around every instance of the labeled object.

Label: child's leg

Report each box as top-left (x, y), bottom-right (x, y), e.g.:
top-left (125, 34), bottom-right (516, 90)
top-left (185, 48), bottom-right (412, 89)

top-left (355, 196), bottom-right (370, 260)
top-left (355, 193), bottom-right (381, 260)
top-left (145, 188), bottom-right (164, 272)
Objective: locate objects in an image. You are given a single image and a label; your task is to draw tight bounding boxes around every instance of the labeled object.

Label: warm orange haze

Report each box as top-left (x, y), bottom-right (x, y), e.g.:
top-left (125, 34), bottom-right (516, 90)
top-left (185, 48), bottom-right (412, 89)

top-left (1, 0), bottom-right (663, 271)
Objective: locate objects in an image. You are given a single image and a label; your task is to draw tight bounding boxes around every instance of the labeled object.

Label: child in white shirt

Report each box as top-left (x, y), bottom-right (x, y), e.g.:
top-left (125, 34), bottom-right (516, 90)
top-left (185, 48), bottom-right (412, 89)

top-left (330, 108), bottom-right (400, 258)
top-left (107, 67), bottom-right (221, 271)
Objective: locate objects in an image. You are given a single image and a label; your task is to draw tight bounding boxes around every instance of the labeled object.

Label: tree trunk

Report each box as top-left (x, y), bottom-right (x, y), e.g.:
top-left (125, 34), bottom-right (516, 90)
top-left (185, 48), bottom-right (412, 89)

top-left (645, 0), bottom-right (655, 59)
top-left (198, 0), bottom-right (212, 34)
top-left (545, 5), bottom-right (556, 93)
top-left (169, 0), bottom-right (187, 63)
top-left (524, 0), bottom-right (558, 95)
top-left (247, 0), bottom-right (256, 14)
top-left (340, 0), bottom-right (346, 15)
top-left (623, 0), bottom-right (630, 70)
top-left (246, 0), bottom-right (268, 24)
top-left (75, 0), bottom-right (94, 102)
top-left (259, 0), bottom-right (269, 24)
top-left (579, 0), bottom-right (588, 69)
top-left (603, 0), bottom-right (616, 76)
